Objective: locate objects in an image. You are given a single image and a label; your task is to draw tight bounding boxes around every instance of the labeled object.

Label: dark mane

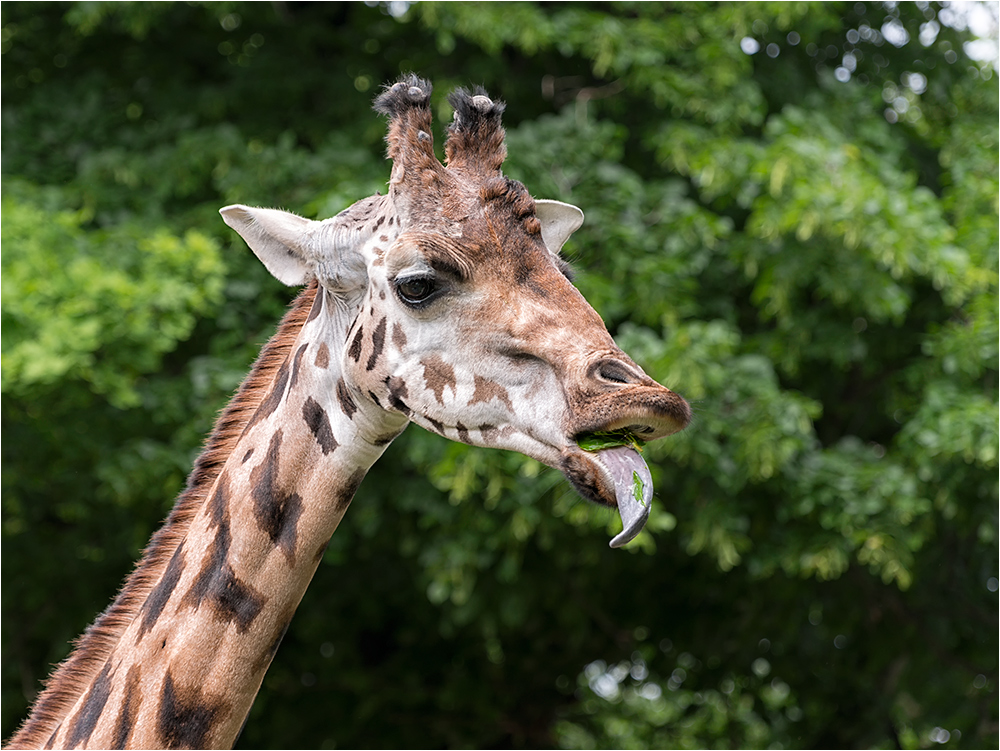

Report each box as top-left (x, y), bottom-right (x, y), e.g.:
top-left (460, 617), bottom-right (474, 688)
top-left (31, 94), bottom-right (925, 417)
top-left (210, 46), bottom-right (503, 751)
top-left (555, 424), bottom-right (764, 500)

top-left (7, 281), bottom-right (320, 749)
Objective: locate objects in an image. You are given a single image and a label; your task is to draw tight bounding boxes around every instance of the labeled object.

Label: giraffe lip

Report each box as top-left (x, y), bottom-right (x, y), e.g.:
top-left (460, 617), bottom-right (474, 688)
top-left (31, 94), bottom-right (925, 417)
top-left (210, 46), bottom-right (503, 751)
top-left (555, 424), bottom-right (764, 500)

top-left (572, 386), bottom-right (691, 441)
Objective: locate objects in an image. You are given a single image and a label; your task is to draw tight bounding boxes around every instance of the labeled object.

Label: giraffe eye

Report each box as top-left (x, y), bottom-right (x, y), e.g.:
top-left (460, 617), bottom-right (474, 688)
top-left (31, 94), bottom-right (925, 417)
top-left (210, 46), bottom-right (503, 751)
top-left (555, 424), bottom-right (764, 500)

top-left (394, 275), bottom-right (438, 306)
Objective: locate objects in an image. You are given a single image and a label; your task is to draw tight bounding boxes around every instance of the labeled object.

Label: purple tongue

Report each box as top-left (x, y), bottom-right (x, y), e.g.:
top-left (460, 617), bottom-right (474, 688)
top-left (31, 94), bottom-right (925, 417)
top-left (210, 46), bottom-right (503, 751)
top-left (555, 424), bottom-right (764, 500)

top-left (598, 446), bottom-right (653, 548)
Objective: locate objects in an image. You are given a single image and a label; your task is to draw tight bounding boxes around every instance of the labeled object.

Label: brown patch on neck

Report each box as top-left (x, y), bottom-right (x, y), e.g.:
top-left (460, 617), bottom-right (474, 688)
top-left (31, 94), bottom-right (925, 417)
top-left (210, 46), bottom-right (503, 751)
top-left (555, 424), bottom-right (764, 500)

top-left (111, 665), bottom-right (143, 749)
top-left (6, 282), bottom-right (320, 749)
top-left (314, 342), bottom-right (330, 369)
top-left (158, 670), bottom-right (231, 749)
top-left (249, 430), bottom-right (304, 567)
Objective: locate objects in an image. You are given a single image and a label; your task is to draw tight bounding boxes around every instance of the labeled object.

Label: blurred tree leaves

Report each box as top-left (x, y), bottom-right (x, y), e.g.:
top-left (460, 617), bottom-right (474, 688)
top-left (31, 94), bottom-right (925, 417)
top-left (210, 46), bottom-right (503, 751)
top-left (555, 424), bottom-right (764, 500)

top-left (2, 2), bottom-right (997, 749)
top-left (2, 182), bottom-right (224, 408)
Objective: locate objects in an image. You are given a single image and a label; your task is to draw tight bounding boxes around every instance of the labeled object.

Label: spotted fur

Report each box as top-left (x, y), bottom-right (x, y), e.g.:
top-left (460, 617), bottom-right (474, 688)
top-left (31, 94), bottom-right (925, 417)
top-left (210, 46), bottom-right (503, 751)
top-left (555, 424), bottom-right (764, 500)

top-left (365, 317), bottom-right (387, 371)
top-left (110, 666), bottom-right (142, 749)
top-left (391, 322), bottom-right (407, 350)
top-left (420, 354), bottom-right (457, 405)
top-left (288, 344), bottom-right (309, 391)
top-left (302, 397), bottom-right (338, 455)
top-left (470, 374), bottom-right (514, 412)
top-left (249, 431), bottom-right (304, 566)
top-left (64, 663), bottom-right (112, 748)
top-left (335, 378), bottom-right (357, 419)
top-left (314, 342), bottom-right (330, 369)
top-left (347, 325), bottom-right (364, 363)
top-left (181, 504), bottom-right (266, 635)
top-left (6, 283), bottom-right (319, 749)
top-left (158, 671), bottom-right (229, 749)
top-left (138, 544), bottom-right (187, 641)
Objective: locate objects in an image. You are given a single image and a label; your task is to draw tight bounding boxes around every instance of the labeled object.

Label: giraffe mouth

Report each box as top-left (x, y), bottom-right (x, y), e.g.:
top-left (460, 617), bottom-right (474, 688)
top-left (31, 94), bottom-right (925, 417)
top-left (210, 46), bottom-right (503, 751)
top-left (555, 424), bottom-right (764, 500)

top-left (559, 444), bottom-right (654, 548)
top-left (557, 383), bottom-right (689, 546)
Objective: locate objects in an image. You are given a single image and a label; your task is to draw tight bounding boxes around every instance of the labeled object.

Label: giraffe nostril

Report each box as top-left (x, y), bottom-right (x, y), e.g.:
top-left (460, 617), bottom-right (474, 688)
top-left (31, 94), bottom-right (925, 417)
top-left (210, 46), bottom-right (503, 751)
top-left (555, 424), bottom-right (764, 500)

top-left (592, 359), bottom-right (642, 386)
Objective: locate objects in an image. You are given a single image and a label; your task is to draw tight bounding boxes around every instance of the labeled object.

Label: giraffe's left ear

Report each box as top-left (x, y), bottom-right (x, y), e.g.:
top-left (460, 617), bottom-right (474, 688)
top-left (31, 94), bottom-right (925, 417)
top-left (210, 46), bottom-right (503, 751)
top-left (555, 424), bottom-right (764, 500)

top-left (535, 200), bottom-right (585, 255)
top-left (220, 205), bottom-right (318, 286)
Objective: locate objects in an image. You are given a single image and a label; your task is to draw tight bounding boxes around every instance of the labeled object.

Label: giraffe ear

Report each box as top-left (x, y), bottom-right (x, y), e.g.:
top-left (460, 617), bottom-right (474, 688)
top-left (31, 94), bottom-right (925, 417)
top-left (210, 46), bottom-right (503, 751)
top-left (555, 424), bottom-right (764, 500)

top-left (220, 205), bottom-right (317, 286)
top-left (535, 200), bottom-right (585, 255)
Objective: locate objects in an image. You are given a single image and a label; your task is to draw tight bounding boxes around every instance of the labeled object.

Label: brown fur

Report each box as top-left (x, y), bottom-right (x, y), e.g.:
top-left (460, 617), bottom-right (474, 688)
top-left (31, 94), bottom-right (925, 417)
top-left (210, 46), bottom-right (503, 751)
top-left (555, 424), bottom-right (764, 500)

top-left (6, 282), bottom-right (319, 749)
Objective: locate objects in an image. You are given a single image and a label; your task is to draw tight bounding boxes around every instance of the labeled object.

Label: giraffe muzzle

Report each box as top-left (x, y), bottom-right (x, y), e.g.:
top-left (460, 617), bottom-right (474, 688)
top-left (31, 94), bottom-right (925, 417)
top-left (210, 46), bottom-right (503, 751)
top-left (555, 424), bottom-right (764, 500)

top-left (570, 381), bottom-right (692, 442)
top-left (560, 376), bottom-right (691, 546)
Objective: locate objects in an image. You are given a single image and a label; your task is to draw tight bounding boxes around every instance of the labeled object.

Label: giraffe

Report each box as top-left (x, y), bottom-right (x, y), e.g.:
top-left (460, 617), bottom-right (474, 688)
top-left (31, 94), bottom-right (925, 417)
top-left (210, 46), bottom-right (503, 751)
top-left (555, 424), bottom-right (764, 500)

top-left (6, 75), bottom-right (690, 750)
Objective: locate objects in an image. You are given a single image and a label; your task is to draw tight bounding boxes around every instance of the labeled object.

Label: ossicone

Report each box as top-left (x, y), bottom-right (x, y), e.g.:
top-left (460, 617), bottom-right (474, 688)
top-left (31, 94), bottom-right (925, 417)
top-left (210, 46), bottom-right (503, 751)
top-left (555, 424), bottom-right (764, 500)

top-left (372, 73), bottom-right (433, 117)
top-left (372, 74), bottom-right (443, 216)
top-left (444, 86), bottom-right (507, 176)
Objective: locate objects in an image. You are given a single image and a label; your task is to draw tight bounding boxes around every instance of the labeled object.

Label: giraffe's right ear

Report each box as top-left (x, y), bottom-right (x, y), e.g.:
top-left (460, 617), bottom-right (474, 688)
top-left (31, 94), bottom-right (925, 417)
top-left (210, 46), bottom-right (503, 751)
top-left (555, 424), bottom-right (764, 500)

top-left (535, 200), bottom-right (584, 255)
top-left (220, 205), bottom-right (317, 286)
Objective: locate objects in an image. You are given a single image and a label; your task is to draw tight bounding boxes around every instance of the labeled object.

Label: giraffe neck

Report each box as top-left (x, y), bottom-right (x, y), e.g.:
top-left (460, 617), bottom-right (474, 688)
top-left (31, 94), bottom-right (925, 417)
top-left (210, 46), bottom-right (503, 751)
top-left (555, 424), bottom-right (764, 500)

top-left (13, 282), bottom-right (407, 749)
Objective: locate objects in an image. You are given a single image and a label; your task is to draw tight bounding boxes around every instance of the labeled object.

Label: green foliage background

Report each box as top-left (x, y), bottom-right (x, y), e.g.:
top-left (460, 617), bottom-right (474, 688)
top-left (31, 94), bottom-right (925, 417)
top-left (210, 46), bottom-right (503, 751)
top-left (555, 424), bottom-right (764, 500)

top-left (2, 2), bottom-right (997, 748)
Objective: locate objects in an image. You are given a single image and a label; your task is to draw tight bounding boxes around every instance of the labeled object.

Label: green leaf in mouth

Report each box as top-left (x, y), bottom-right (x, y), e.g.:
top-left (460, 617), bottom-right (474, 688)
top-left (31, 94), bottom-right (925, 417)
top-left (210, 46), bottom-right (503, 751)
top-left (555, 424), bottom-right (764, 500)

top-left (576, 429), bottom-right (645, 453)
top-left (632, 470), bottom-right (646, 507)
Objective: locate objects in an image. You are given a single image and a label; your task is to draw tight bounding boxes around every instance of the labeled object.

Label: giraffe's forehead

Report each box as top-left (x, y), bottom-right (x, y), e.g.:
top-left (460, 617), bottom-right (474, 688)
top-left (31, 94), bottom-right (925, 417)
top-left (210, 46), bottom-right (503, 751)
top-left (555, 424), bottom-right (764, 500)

top-left (383, 173), bottom-right (548, 270)
top-left (384, 217), bottom-right (556, 290)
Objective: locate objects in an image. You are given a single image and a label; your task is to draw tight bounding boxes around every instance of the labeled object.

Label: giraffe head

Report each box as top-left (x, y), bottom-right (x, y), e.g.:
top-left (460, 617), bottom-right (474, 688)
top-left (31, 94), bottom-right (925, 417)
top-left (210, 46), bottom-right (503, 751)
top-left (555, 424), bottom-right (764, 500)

top-left (220, 75), bottom-right (690, 546)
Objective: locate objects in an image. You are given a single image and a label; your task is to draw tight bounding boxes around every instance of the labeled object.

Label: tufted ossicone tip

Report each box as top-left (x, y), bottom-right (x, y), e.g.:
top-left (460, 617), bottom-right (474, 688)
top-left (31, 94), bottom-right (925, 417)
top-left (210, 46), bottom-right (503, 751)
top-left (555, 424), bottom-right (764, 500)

top-left (445, 86), bottom-right (507, 176)
top-left (372, 73), bottom-right (433, 116)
